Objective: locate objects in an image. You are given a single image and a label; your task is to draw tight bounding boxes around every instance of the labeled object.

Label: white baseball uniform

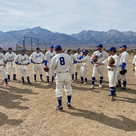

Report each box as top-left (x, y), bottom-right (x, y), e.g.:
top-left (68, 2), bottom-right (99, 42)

top-left (69, 54), bottom-right (75, 75)
top-left (45, 50), bottom-right (56, 76)
top-left (102, 54), bottom-right (120, 87)
top-left (74, 52), bottom-right (82, 73)
top-left (5, 52), bottom-right (17, 75)
top-left (117, 51), bottom-right (129, 81)
top-left (15, 54), bottom-right (30, 77)
top-left (79, 55), bottom-right (89, 78)
top-left (132, 55), bottom-right (136, 78)
top-left (0, 53), bottom-right (7, 79)
top-left (50, 53), bottom-right (73, 98)
top-left (30, 51), bottom-right (45, 75)
top-left (91, 50), bottom-right (109, 77)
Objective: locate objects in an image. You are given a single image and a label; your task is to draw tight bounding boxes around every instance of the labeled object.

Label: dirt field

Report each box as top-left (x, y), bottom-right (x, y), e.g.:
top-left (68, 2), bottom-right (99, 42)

top-left (0, 56), bottom-right (136, 136)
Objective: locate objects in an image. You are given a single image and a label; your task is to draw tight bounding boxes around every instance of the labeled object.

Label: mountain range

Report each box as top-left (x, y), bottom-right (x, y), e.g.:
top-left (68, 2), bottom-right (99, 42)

top-left (0, 26), bottom-right (136, 49)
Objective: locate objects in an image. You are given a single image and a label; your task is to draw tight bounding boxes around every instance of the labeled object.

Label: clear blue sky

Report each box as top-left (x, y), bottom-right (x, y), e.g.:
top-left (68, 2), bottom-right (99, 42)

top-left (0, 0), bottom-right (136, 34)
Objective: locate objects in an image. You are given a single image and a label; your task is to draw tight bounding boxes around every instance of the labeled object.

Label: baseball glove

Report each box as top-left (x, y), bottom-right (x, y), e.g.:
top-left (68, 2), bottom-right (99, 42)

top-left (120, 70), bottom-right (127, 75)
top-left (93, 56), bottom-right (98, 63)
top-left (109, 57), bottom-right (115, 65)
top-left (44, 67), bottom-right (49, 72)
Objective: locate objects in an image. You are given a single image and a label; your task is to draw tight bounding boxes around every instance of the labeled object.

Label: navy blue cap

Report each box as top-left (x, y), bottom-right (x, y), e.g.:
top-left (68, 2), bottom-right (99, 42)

top-left (85, 50), bottom-right (88, 53)
top-left (107, 47), bottom-right (116, 51)
top-left (54, 45), bottom-right (62, 51)
top-left (77, 48), bottom-right (80, 50)
top-left (8, 47), bottom-right (12, 50)
top-left (50, 45), bottom-right (54, 48)
top-left (36, 47), bottom-right (40, 49)
top-left (82, 50), bottom-right (86, 53)
top-left (0, 47), bottom-right (3, 49)
top-left (120, 45), bottom-right (127, 49)
top-left (96, 44), bottom-right (103, 48)
top-left (67, 49), bottom-right (71, 52)
top-left (20, 48), bottom-right (25, 51)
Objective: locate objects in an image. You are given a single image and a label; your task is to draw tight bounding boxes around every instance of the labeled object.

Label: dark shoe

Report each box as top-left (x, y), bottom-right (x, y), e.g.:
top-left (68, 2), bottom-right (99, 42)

top-left (28, 82), bottom-right (32, 84)
top-left (116, 84), bottom-right (121, 88)
top-left (120, 87), bottom-right (126, 90)
top-left (67, 104), bottom-right (72, 109)
top-left (22, 82), bottom-right (25, 85)
top-left (13, 78), bottom-right (17, 80)
top-left (109, 94), bottom-right (117, 97)
top-left (56, 106), bottom-right (63, 111)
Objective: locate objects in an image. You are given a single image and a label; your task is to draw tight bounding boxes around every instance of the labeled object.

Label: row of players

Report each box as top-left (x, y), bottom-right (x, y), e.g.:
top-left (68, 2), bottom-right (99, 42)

top-left (0, 45), bottom-right (136, 89)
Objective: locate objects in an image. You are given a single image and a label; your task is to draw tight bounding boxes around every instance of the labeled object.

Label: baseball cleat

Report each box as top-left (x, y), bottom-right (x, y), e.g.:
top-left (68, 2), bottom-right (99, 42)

top-left (99, 84), bottom-right (103, 88)
top-left (56, 106), bottom-right (63, 111)
top-left (116, 84), bottom-right (121, 88)
top-left (22, 82), bottom-right (25, 85)
top-left (28, 82), bottom-right (32, 84)
top-left (120, 87), bottom-right (126, 90)
top-left (109, 94), bottom-right (117, 97)
top-left (67, 104), bottom-right (72, 109)
top-left (110, 96), bottom-right (115, 101)
top-left (84, 82), bottom-right (87, 85)
top-left (90, 85), bottom-right (94, 89)
top-left (13, 78), bottom-right (17, 80)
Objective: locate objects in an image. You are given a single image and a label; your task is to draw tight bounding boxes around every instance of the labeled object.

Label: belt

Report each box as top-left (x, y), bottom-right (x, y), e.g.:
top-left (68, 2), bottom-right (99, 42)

top-left (77, 61), bottom-right (82, 63)
top-left (95, 63), bottom-right (100, 64)
top-left (57, 71), bottom-right (68, 74)
top-left (109, 69), bottom-right (114, 71)
top-left (21, 64), bottom-right (26, 65)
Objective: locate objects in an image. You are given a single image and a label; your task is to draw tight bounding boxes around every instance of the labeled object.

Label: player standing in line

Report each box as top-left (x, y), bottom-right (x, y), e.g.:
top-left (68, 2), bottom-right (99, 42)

top-left (90, 44), bottom-right (109, 89)
top-left (66, 49), bottom-right (76, 83)
top-left (44, 45), bottom-right (56, 85)
top-left (116, 45), bottom-right (129, 90)
top-left (95, 47), bottom-right (119, 101)
top-left (50, 45), bottom-right (73, 111)
top-left (5, 47), bottom-right (17, 81)
top-left (30, 47), bottom-right (45, 82)
top-left (74, 48), bottom-right (82, 80)
top-left (0, 47), bottom-right (8, 86)
top-left (132, 54), bottom-right (136, 79)
top-left (78, 50), bottom-right (89, 85)
top-left (14, 49), bottom-right (31, 85)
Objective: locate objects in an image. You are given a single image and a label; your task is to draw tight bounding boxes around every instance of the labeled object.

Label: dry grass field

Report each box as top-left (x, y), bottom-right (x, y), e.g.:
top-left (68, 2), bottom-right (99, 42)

top-left (0, 56), bottom-right (136, 136)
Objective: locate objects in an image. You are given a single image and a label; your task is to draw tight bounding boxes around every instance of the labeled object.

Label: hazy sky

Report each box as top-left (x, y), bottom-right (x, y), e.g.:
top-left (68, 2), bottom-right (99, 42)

top-left (0, 0), bottom-right (136, 34)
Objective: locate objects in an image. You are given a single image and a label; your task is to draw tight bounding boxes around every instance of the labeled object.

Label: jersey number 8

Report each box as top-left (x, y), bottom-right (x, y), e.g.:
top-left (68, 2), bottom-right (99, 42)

top-left (60, 57), bottom-right (65, 65)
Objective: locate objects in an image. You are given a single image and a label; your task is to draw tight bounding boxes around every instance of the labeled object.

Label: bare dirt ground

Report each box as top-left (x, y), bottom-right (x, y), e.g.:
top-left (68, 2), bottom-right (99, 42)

top-left (0, 56), bottom-right (136, 136)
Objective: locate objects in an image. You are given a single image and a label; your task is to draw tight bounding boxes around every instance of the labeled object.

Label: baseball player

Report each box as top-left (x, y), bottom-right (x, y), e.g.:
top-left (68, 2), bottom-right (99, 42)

top-left (5, 47), bottom-right (17, 81)
top-left (132, 54), bottom-right (136, 79)
top-left (116, 45), bottom-right (129, 90)
top-left (14, 49), bottom-right (31, 85)
top-left (95, 47), bottom-right (119, 101)
top-left (74, 48), bottom-right (82, 80)
top-left (30, 47), bottom-right (45, 82)
top-left (44, 45), bottom-right (56, 85)
top-left (66, 49), bottom-right (76, 83)
top-left (78, 50), bottom-right (89, 85)
top-left (90, 44), bottom-right (109, 89)
top-left (0, 47), bottom-right (8, 86)
top-left (50, 45), bottom-right (73, 111)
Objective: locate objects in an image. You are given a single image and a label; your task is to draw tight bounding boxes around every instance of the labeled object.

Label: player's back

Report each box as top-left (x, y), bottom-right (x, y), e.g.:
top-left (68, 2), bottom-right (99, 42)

top-left (51, 53), bottom-right (72, 73)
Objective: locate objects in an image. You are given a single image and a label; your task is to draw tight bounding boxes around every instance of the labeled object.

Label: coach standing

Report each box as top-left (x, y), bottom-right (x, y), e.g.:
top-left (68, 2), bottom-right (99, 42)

top-left (117, 45), bottom-right (129, 90)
